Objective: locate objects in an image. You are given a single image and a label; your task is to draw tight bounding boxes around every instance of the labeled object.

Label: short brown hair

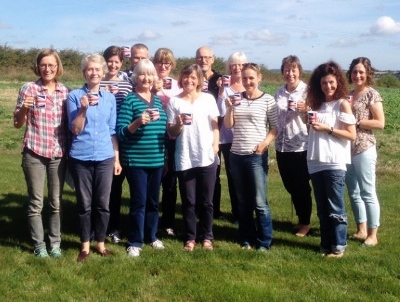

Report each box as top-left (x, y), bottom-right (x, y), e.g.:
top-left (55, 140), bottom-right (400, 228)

top-left (33, 48), bottom-right (64, 78)
top-left (178, 64), bottom-right (204, 92)
top-left (347, 57), bottom-right (375, 86)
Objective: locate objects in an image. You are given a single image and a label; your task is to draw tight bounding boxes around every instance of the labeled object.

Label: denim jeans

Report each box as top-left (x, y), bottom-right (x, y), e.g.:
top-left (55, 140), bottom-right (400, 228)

top-left (346, 146), bottom-right (380, 229)
top-left (22, 149), bottom-right (66, 250)
top-left (230, 152), bottom-right (273, 249)
top-left (69, 157), bottom-right (114, 243)
top-left (178, 160), bottom-right (217, 242)
top-left (125, 166), bottom-right (163, 247)
top-left (276, 151), bottom-right (312, 225)
top-left (107, 169), bottom-right (126, 234)
top-left (310, 169), bottom-right (347, 254)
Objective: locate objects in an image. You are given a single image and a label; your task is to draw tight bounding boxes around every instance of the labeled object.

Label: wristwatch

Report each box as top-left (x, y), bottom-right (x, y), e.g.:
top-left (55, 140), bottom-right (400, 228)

top-left (356, 120), bottom-right (361, 129)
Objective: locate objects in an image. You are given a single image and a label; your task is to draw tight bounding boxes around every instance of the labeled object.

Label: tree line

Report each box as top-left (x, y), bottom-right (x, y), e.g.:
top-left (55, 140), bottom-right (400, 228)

top-left (1, 45), bottom-right (399, 87)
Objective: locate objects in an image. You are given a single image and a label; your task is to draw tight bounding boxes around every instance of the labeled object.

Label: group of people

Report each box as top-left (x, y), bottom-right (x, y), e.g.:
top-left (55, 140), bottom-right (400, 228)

top-left (13, 42), bottom-right (384, 260)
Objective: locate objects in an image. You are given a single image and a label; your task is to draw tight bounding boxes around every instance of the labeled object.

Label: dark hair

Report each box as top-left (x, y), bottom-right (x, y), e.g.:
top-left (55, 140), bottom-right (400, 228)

top-left (306, 60), bottom-right (348, 110)
top-left (347, 57), bottom-right (375, 86)
top-left (178, 64), bottom-right (204, 92)
top-left (103, 46), bottom-right (124, 62)
top-left (33, 48), bottom-right (63, 78)
top-left (280, 55), bottom-right (303, 76)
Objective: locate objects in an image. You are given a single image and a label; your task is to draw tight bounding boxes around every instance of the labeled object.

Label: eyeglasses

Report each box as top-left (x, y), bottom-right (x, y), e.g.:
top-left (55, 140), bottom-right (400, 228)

top-left (156, 62), bottom-right (172, 68)
top-left (196, 56), bottom-right (213, 61)
top-left (39, 64), bottom-right (57, 70)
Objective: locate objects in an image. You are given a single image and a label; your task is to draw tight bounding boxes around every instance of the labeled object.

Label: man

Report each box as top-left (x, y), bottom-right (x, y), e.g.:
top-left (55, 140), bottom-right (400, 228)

top-left (125, 43), bottom-right (149, 78)
top-left (195, 46), bottom-right (224, 219)
top-left (195, 46), bottom-right (221, 101)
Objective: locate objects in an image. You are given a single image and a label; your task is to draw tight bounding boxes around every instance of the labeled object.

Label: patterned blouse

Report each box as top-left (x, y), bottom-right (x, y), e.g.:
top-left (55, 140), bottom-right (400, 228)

top-left (351, 87), bottom-right (383, 155)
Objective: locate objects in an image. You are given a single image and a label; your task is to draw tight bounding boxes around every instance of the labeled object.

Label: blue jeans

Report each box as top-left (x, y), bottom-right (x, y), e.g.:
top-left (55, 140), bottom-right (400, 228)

top-left (125, 166), bottom-right (163, 247)
top-left (346, 146), bottom-right (380, 229)
top-left (230, 152), bottom-right (273, 249)
top-left (310, 169), bottom-right (347, 254)
top-left (22, 149), bottom-right (66, 250)
top-left (69, 157), bottom-right (114, 243)
top-left (178, 160), bottom-right (217, 242)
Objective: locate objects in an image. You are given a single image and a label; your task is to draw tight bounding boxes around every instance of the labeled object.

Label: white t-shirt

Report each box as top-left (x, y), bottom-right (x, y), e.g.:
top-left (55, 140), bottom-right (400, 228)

top-left (166, 92), bottom-right (219, 171)
top-left (307, 99), bottom-right (356, 174)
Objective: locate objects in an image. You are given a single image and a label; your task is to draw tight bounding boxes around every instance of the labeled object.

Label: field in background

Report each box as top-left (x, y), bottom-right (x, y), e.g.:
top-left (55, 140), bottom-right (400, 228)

top-left (0, 81), bottom-right (399, 301)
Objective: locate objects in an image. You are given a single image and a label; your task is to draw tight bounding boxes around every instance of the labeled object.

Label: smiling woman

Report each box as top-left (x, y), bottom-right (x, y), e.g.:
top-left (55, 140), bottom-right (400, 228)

top-left (12, 48), bottom-right (70, 258)
top-left (67, 53), bottom-right (122, 262)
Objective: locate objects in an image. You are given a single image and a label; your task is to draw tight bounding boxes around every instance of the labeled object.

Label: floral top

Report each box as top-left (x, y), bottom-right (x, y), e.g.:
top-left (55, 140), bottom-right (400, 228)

top-left (351, 87), bottom-right (383, 155)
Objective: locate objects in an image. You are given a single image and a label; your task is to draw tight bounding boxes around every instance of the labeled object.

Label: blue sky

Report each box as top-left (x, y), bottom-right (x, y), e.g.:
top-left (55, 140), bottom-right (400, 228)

top-left (2, 0), bottom-right (400, 71)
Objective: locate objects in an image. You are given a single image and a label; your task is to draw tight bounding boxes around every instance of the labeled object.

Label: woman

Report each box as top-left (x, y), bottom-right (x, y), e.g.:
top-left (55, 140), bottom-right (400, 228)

top-left (306, 61), bottom-right (356, 258)
top-left (224, 63), bottom-right (277, 251)
top-left (274, 55), bottom-right (312, 237)
top-left (153, 48), bottom-right (182, 237)
top-left (117, 59), bottom-right (167, 258)
top-left (166, 64), bottom-right (219, 251)
top-left (100, 46), bottom-right (133, 244)
top-left (67, 53), bottom-right (122, 262)
top-left (216, 52), bottom-right (247, 223)
top-left (345, 57), bottom-right (385, 247)
top-left (13, 49), bottom-right (69, 258)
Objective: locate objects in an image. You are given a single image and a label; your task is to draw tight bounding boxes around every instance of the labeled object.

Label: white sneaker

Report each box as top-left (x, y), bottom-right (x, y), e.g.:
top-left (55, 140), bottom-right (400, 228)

top-left (127, 246), bottom-right (141, 257)
top-left (165, 228), bottom-right (176, 237)
top-left (150, 239), bottom-right (165, 249)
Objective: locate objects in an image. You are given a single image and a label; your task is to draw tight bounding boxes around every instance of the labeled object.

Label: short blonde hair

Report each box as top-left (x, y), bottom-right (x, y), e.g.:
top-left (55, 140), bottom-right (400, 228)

top-left (33, 48), bottom-right (64, 79)
top-left (131, 59), bottom-right (158, 84)
top-left (81, 53), bottom-right (108, 74)
top-left (226, 52), bottom-right (248, 74)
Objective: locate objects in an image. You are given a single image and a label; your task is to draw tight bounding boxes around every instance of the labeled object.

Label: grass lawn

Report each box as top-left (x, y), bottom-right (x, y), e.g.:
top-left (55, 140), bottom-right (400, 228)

top-left (0, 81), bottom-right (399, 301)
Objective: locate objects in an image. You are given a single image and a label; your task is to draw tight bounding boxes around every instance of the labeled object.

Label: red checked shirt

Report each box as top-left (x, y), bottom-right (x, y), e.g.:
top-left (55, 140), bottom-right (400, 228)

top-left (14, 79), bottom-right (70, 159)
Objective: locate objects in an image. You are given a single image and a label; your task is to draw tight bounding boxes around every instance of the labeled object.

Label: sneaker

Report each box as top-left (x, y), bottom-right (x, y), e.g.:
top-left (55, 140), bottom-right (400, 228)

top-left (241, 244), bottom-right (252, 250)
top-left (49, 246), bottom-right (63, 258)
top-left (165, 228), bottom-right (176, 237)
top-left (127, 246), bottom-right (141, 257)
top-left (257, 246), bottom-right (269, 252)
top-left (150, 239), bottom-right (165, 249)
top-left (109, 231), bottom-right (121, 244)
top-left (34, 248), bottom-right (49, 258)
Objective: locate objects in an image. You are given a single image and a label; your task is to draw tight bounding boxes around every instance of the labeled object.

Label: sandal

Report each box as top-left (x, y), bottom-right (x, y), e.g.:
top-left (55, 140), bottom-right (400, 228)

top-left (184, 240), bottom-right (196, 252)
top-left (202, 239), bottom-right (213, 250)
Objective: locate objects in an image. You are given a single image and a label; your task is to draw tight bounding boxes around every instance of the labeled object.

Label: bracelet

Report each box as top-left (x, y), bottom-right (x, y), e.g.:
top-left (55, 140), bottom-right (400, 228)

top-left (328, 126), bottom-right (333, 135)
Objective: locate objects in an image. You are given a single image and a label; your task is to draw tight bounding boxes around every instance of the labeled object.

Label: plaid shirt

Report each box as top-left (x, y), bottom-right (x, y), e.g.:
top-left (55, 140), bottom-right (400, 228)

top-left (14, 79), bottom-right (69, 159)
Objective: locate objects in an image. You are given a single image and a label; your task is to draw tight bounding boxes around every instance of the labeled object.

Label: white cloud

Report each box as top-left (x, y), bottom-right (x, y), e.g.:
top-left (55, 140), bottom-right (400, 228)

top-left (330, 37), bottom-right (372, 48)
top-left (244, 29), bottom-right (288, 45)
top-left (0, 20), bottom-right (12, 29)
top-left (209, 32), bottom-right (240, 46)
top-left (365, 16), bottom-right (400, 36)
top-left (138, 30), bottom-right (161, 41)
top-left (171, 21), bottom-right (188, 26)
top-left (93, 26), bottom-right (110, 34)
top-left (301, 30), bottom-right (317, 39)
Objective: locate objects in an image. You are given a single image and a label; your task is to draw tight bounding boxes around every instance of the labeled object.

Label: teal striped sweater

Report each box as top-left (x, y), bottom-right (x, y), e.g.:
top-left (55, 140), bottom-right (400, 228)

top-left (117, 92), bottom-right (167, 168)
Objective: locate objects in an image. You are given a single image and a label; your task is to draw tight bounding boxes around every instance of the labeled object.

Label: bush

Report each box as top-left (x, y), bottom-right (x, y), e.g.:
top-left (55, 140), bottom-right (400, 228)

top-left (376, 74), bottom-right (400, 88)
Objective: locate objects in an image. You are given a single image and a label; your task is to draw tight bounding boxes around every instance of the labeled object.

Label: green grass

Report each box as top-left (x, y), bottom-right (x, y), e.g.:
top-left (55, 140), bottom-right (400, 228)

top-left (1, 81), bottom-right (400, 301)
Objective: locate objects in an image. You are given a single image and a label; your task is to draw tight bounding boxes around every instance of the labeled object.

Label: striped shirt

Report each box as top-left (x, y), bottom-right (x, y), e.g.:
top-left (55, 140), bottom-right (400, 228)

top-left (231, 92), bottom-right (278, 155)
top-left (100, 71), bottom-right (132, 115)
top-left (14, 79), bottom-right (69, 159)
top-left (117, 92), bottom-right (167, 168)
